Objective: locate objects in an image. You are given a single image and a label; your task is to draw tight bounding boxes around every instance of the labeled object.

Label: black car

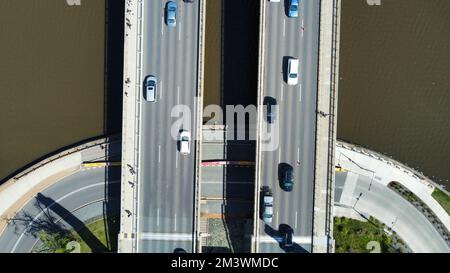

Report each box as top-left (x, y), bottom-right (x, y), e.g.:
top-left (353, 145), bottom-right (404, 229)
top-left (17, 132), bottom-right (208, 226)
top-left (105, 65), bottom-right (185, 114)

top-left (281, 164), bottom-right (294, 191)
top-left (263, 96), bottom-right (277, 123)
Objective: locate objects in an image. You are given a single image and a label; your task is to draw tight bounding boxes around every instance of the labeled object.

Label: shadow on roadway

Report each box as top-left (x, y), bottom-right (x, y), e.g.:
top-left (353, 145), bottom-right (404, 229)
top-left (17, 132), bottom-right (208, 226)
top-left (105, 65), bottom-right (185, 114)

top-left (264, 224), bottom-right (308, 253)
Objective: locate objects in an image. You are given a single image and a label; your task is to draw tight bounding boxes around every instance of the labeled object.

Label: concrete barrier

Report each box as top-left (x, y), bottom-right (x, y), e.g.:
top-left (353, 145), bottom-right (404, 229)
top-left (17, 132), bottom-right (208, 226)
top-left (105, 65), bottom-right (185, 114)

top-left (252, 0), bottom-right (267, 253)
top-left (118, 0), bottom-right (143, 253)
top-left (312, 0), bottom-right (341, 253)
top-left (0, 136), bottom-right (120, 235)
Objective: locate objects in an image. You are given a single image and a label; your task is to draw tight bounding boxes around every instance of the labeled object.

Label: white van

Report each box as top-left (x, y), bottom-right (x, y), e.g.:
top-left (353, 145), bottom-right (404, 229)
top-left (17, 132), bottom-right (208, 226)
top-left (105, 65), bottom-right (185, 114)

top-left (287, 58), bottom-right (299, 85)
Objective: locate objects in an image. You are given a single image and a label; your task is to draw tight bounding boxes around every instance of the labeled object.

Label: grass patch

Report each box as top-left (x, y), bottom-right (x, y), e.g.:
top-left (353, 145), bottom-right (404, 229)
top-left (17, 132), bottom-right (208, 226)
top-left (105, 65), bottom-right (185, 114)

top-left (334, 217), bottom-right (399, 253)
top-left (72, 215), bottom-right (119, 253)
top-left (432, 188), bottom-right (450, 216)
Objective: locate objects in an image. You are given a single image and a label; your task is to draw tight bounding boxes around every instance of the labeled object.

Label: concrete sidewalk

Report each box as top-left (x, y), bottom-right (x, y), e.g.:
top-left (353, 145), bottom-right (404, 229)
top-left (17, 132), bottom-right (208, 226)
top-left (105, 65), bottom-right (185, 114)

top-left (336, 141), bottom-right (450, 232)
top-left (118, 0), bottom-right (143, 253)
top-left (312, 0), bottom-right (341, 253)
top-left (0, 137), bottom-right (120, 235)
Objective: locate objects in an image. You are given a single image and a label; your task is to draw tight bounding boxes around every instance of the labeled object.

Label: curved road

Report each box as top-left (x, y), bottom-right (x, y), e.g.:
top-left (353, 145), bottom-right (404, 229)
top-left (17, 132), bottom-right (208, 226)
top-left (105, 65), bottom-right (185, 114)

top-left (335, 171), bottom-right (449, 252)
top-left (0, 167), bottom-right (120, 253)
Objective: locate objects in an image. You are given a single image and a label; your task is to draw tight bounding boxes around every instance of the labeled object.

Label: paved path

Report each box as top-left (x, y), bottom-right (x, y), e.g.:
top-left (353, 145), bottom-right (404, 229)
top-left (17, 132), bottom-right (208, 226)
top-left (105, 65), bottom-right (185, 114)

top-left (335, 141), bottom-right (450, 253)
top-left (0, 167), bottom-right (120, 253)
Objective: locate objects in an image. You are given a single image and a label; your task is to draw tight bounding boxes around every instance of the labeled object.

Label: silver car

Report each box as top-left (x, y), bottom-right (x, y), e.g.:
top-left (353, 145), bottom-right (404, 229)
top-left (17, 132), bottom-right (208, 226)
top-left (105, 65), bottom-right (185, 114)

top-left (145, 76), bottom-right (157, 102)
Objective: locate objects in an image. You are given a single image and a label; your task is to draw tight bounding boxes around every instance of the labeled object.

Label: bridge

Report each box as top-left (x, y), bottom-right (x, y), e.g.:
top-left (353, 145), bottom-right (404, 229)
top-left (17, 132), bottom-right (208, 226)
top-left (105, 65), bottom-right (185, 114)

top-left (117, 0), bottom-right (339, 253)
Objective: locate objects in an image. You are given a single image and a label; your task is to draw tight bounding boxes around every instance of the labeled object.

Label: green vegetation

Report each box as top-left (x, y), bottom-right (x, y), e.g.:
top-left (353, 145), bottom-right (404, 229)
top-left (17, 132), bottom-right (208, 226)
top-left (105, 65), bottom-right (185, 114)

top-left (36, 230), bottom-right (76, 253)
top-left (35, 215), bottom-right (119, 253)
top-left (334, 217), bottom-right (399, 253)
top-left (432, 188), bottom-right (450, 216)
top-left (73, 215), bottom-right (119, 253)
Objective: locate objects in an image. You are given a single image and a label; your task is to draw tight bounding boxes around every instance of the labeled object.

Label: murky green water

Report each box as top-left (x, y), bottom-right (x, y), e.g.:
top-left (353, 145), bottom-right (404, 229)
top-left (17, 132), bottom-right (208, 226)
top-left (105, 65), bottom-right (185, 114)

top-left (0, 0), bottom-right (105, 180)
top-left (338, 0), bottom-right (450, 186)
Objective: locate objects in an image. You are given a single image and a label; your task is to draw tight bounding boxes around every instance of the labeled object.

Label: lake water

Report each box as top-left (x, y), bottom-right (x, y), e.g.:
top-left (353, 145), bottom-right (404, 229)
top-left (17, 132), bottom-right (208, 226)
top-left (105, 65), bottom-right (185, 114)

top-left (338, 0), bottom-right (450, 186)
top-left (0, 0), bottom-right (106, 181)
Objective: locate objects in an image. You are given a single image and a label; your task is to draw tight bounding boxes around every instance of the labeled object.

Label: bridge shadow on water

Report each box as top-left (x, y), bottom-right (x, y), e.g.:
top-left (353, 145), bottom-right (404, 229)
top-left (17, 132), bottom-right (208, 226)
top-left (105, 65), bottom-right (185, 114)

top-left (220, 0), bottom-right (260, 253)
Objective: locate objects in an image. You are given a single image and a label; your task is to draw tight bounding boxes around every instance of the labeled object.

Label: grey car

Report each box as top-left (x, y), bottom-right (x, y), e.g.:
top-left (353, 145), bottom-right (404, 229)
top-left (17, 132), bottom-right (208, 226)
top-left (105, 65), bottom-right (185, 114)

top-left (145, 76), bottom-right (157, 102)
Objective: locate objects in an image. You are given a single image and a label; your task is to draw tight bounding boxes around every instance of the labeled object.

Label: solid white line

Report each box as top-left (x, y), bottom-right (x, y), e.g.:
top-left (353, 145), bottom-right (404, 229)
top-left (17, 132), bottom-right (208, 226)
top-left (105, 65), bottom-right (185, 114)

top-left (177, 86), bottom-right (180, 104)
top-left (259, 236), bottom-right (312, 244)
top-left (276, 211), bottom-right (279, 227)
top-left (11, 182), bottom-right (115, 252)
top-left (295, 211), bottom-right (298, 229)
top-left (158, 145), bottom-right (161, 163)
top-left (157, 208), bottom-right (160, 226)
top-left (283, 19), bottom-right (286, 37)
top-left (139, 232), bottom-right (192, 241)
top-left (297, 147), bottom-right (301, 163)
top-left (202, 181), bottom-right (254, 184)
top-left (161, 16), bottom-right (164, 35)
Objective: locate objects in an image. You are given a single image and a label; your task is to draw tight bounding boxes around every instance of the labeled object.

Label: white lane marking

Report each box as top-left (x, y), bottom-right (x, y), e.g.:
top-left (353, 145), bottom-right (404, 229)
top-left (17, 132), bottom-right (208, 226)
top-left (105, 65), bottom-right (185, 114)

top-left (283, 19), bottom-right (286, 37)
top-left (11, 181), bottom-right (119, 252)
top-left (259, 236), bottom-right (312, 244)
top-left (178, 24), bottom-right (182, 41)
top-left (276, 211), bottom-right (279, 227)
top-left (202, 181), bottom-right (254, 184)
top-left (174, 213), bottom-right (177, 231)
top-left (278, 149), bottom-right (281, 163)
top-left (299, 84), bottom-right (302, 102)
top-left (157, 208), bottom-right (160, 226)
top-left (295, 211), bottom-right (298, 229)
top-left (160, 81), bottom-right (163, 100)
top-left (161, 16), bottom-right (164, 35)
top-left (176, 153), bottom-right (179, 169)
top-left (301, 19), bottom-right (304, 38)
top-left (158, 145), bottom-right (161, 163)
top-left (139, 232), bottom-right (192, 241)
top-left (297, 147), bottom-right (301, 163)
top-left (280, 83), bottom-right (284, 101)
top-left (177, 86), bottom-right (180, 104)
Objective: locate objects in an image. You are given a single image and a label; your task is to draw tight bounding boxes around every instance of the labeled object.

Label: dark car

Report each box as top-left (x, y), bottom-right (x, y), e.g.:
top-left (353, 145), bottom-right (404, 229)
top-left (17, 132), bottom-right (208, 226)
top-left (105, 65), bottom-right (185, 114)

top-left (263, 96), bottom-right (277, 123)
top-left (281, 164), bottom-right (294, 191)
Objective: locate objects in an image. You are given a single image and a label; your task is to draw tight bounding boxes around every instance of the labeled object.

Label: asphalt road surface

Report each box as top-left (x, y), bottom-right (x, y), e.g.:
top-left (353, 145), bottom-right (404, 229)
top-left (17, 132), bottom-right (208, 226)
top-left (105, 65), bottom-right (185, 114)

top-left (335, 172), bottom-right (450, 253)
top-left (137, 0), bottom-right (200, 253)
top-left (0, 167), bottom-right (120, 253)
top-left (258, 0), bottom-right (320, 253)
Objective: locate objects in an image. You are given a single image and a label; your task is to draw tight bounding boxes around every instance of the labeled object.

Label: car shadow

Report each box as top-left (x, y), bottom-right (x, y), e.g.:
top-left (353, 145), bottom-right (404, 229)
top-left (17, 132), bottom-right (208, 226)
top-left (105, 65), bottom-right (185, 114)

top-left (264, 224), bottom-right (308, 253)
top-left (282, 56), bottom-right (293, 84)
top-left (283, 0), bottom-right (290, 17)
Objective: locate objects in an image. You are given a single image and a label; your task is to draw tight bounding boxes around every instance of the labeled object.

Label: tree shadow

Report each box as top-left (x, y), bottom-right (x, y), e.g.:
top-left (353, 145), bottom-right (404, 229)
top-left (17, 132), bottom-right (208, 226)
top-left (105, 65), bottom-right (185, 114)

top-left (33, 193), bottom-right (109, 252)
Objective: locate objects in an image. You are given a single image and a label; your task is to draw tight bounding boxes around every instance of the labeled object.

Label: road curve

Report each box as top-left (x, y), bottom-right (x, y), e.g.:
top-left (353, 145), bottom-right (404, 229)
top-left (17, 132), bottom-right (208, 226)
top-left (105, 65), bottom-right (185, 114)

top-left (0, 167), bottom-right (120, 253)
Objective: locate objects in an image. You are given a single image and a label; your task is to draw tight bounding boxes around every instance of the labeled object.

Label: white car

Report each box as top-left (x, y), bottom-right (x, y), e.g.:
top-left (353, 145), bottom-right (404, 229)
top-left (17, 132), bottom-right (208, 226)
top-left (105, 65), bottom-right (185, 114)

top-left (179, 130), bottom-right (191, 155)
top-left (287, 57), bottom-right (299, 85)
